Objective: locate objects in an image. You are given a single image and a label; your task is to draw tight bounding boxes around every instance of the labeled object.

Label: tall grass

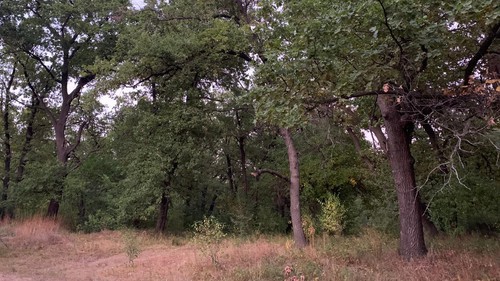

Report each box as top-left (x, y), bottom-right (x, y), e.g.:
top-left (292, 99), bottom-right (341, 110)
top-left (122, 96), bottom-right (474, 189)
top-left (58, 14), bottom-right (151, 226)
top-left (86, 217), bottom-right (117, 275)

top-left (191, 229), bottom-right (499, 281)
top-left (5, 216), bottom-right (64, 249)
top-left (0, 224), bottom-right (497, 281)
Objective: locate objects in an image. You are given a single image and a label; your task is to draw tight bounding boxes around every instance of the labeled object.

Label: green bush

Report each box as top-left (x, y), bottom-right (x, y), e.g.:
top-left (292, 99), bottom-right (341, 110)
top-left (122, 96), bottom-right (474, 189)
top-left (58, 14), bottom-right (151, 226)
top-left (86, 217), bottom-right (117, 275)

top-left (319, 194), bottom-right (346, 235)
top-left (192, 216), bottom-right (226, 267)
top-left (77, 211), bottom-right (119, 233)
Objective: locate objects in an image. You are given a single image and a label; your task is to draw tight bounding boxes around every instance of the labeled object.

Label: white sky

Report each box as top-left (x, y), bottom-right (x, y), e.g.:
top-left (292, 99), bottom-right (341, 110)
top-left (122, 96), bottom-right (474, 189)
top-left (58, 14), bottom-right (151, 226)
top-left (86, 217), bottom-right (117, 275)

top-left (131, 0), bottom-right (145, 9)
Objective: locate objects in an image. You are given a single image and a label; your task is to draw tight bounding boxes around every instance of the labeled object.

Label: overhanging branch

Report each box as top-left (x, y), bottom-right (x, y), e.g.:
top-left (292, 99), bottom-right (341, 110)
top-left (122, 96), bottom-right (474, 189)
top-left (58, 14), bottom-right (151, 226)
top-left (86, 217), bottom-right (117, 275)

top-left (463, 21), bottom-right (500, 85)
top-left (251, 168), bottom-right (289, 183)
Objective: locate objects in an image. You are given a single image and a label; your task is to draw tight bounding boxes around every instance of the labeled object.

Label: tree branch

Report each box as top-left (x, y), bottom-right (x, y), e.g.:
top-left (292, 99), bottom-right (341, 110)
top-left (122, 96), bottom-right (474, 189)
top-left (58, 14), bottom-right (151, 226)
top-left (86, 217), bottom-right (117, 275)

top-left (22, 50), bottom-right (61, 84)
top-left (18, 59), bottom-right (56, 124)
top-left (463, 21), bottom-right (500, 85)
top-left (68, 73), bottom-right (96, 101)
top-left (377, 0), bottom-right (404, 62)
top-left (65, 120), bottom-right (88, 157)
top-left (251, 168), bottom-right (289, 183)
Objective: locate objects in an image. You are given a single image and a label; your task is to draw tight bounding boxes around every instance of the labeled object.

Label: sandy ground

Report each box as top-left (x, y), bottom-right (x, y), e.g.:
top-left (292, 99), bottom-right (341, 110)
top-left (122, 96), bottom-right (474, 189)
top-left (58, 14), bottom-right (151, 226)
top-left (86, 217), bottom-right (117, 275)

top-left (0, 231), bottom-right (206, 281)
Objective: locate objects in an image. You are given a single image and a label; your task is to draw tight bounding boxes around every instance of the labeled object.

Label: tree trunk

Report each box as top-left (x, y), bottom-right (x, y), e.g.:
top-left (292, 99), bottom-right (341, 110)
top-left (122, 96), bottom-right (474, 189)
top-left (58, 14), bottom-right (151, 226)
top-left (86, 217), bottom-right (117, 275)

top-left (47, 198), bottom-right (60, 218)
top-left (208, 195), bottom-right (217, 216)
top-left (225, 153), bottom-right (237, 194)
top-left (78, 195), bottom-right (86, 225)
top-left (156, 163), bottom-right (177, 233)
top-left (155, 189), bottom-right (170, 233)
top-left (15, 94), bottom-right (39, 183)
top-left (235, 111), bottom-right (249, 195)
top-left (419, 198), bottom-right (439, 237)
top-left (238, 136), bottom-right (249, 195)
top-left (280, 128), bottom-right (307, 248)
top-left (1, 66), bottom-right (15, 219)
top-left (377, 95), bottom-right (427, 260)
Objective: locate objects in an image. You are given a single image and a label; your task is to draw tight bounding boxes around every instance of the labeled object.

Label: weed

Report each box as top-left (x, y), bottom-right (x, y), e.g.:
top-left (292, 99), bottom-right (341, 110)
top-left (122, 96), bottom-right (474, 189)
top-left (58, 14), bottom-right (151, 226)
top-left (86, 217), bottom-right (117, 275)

top-left (122, 229), bottom-right (141, 265)
top-left (192, 216), bottom-right (226, 268)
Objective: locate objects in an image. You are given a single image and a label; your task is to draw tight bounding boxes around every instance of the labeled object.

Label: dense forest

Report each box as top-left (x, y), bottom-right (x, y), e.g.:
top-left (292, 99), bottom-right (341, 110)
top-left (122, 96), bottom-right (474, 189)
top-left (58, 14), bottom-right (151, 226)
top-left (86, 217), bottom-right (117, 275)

top-left (0, 0), bottom-right (498, 261)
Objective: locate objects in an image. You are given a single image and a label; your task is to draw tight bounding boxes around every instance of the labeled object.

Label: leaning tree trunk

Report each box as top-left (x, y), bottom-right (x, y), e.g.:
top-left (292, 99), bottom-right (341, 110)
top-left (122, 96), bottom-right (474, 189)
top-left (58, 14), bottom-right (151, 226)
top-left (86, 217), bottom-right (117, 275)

top-left (377, 95), bottom-right (427, 260)
top-left (280, 128), bottom-right (307, 248)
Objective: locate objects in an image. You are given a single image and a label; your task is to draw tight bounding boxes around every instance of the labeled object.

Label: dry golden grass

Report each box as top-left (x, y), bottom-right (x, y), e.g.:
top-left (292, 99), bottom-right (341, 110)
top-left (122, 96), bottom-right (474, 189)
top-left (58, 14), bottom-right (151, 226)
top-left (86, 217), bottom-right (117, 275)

top-left (1, 216), bottom-right (65, 249)
top-left (0, 220), bottom-right (498, 281)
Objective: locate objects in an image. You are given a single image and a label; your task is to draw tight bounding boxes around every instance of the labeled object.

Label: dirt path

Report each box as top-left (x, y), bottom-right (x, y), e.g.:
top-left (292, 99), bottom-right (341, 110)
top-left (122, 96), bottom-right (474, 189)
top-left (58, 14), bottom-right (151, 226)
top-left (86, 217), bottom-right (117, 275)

top-left (0, 232), bottom-right (205, 281)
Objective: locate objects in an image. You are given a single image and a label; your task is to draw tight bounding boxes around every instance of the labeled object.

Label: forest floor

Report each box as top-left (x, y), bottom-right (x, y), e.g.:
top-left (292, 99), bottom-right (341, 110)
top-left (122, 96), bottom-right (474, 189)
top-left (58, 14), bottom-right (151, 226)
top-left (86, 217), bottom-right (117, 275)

top-left (0, 217), bottom-right (498, 281)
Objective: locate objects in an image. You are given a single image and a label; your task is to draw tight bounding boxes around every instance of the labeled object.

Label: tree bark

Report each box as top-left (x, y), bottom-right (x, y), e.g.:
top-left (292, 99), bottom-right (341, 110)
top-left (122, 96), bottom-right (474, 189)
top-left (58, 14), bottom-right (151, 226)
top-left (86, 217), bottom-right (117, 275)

top-left (377, 95), bottom-right (427, 260)
top-left (155, 189), bottom-right (170, 233)
top-left (1, 66), bottom-right (15, 219)
top-left (280, 128), bottom-right (307, 248)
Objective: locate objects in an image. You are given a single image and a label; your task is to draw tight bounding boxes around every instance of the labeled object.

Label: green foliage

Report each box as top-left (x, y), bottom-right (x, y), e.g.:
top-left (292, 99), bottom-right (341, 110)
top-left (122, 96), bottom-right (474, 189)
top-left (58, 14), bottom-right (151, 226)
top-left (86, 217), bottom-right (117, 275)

top-left (122, 230), bottom-right (141, 264)
top-left (192, 216), bottom-right (227, 266)
top-left (77, 211), bottom-right (119, 233)
top-left (0, 0), bottom-right (498, 244)
top-left (227, 199), bottom-right (254, 236)
top-left (319, 194), bottom-right (346, 235)
top-left (11, 161), bottom-right (66, 217)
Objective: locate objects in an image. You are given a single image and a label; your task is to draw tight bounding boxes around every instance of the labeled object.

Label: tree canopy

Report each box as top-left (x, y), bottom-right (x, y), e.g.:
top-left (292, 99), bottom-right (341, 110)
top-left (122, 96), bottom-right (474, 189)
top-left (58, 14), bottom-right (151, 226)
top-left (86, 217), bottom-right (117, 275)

top-left (0, 0), bottom-right (498, 260)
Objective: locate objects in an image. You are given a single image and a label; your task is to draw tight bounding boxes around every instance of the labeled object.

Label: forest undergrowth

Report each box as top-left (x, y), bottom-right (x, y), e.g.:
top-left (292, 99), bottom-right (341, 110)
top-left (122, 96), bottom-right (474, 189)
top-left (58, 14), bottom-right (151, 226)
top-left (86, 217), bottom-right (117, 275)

top-left (0, 217), bottom-right (498, 281)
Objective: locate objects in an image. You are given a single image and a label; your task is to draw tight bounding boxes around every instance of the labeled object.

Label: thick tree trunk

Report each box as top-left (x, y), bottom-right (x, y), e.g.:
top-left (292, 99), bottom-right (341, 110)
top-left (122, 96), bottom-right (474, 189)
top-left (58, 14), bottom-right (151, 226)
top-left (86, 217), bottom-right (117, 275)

top-left (155, 189), bottom-right (170, 233)
top-left (280, 128), bottom-right (307, 248)
top-left (377, 95), bottom-right (427, 260)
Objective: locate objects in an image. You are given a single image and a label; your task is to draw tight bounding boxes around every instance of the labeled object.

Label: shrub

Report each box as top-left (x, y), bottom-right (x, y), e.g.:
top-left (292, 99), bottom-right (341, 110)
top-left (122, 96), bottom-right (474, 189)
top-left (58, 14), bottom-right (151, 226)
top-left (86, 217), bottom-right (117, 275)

top-left (192, 216), bottom-right (226, 267)
top-left (319, 194), bottom-right (346, 235)
top-left (122, 229), bottom-right (141, 264)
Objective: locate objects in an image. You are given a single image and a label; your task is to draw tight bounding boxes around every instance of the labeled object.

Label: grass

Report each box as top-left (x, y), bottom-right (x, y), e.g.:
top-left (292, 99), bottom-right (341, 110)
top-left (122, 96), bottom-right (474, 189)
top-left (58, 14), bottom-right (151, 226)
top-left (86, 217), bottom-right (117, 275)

top-left (0, 218), bottom-right (498, 280)
top-left (1, 216), bottom-right (64, 250)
